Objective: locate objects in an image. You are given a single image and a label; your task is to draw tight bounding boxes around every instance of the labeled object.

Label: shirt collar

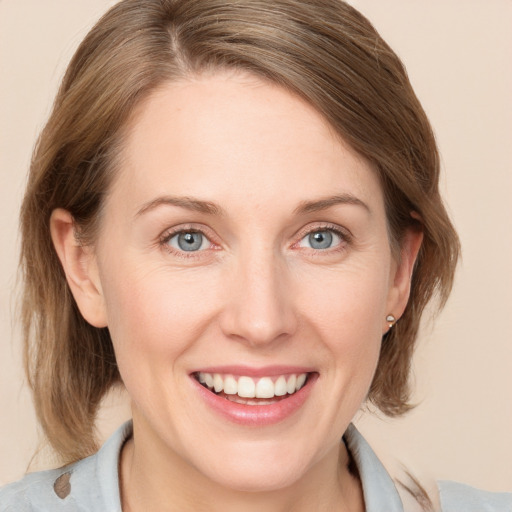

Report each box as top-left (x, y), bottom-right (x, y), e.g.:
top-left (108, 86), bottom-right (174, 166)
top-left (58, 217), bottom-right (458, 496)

top-left (344, 423), bottom-right (404, 512)
top-left (97, 421), bottom-right (404, 511)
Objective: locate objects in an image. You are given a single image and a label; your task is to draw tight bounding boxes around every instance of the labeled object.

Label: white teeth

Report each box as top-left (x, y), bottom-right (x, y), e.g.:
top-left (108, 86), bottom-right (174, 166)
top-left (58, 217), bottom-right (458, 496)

top-left (213, 373), bottom-right (223, 393)
top-left (274, 376), bottom-right (287, 396)
top-left (238, 376), bottom-right (256, 398)
top-left (224, 375), bottom-right (238, 395)
top-left (204, 373), bottom-right (214, 388)
top-left (296, 373), bottom-right (307, 391)
top-left (255, 377), bottom-right (274, 399)
top-left (197, 372), bottom-right (309, 400)
top-left (286, 374), bottom-right (297, 394)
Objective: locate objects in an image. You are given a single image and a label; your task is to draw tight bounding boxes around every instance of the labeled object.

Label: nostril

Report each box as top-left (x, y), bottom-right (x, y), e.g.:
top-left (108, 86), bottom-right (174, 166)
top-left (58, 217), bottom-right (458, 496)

top-left (218, 271), bottom-right (298, 346)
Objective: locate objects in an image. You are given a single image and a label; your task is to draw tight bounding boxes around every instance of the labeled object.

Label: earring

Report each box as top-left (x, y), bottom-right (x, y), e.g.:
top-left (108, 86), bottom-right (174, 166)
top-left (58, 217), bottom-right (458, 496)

top-left (386, 314), bottom-right (396, 328)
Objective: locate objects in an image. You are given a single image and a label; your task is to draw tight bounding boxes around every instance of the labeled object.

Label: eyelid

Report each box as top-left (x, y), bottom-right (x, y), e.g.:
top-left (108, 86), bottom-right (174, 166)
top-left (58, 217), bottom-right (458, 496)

top-left (167, 231), bottom-right (209, 252)
top-left (158, 224), bottom-right (220, 256)
top-left (292, 223), bottom-right (352, 246)
top-left (298, 229), bottom-right (342, 249)
top-left (157, 222), bottom-right (351, 257)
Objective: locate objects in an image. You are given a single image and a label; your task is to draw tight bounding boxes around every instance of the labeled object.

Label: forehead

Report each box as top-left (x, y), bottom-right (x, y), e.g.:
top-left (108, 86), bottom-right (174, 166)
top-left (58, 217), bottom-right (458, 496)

top-left (110, 72), bottom-right (383, 216)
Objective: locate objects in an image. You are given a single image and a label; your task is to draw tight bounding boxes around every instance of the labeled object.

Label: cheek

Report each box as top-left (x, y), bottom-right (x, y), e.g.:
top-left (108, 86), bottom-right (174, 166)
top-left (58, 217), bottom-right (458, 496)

top-left (299, 262), bottom-right (390, 342)
top-left (99, 262), bottom-right (220, 376)
top-left (296, 262), bottom-right (389, 393)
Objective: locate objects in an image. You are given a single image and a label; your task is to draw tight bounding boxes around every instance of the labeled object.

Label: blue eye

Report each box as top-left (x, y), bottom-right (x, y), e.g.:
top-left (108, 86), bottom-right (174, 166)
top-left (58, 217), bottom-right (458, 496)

top-left (299, 229), bottom-right (341, 250)
top-left (168, 231), bottom-right (208, 252)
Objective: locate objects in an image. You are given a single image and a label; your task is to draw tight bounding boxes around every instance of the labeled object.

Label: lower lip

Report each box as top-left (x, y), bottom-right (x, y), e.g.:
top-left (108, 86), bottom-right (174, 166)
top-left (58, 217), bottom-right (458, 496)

top-left (192, 374), bottom-right (318, 426)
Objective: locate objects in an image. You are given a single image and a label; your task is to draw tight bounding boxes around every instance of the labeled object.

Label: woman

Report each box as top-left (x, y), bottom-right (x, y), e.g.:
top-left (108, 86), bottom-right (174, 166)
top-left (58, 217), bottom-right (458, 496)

top-left (1, 0), bottom-right (510, 510)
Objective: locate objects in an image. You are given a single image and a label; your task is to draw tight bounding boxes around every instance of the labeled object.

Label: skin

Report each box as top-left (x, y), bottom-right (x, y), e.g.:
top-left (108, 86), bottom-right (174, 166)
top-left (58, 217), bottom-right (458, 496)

top-left (51, 72), bottom-right (422, 511)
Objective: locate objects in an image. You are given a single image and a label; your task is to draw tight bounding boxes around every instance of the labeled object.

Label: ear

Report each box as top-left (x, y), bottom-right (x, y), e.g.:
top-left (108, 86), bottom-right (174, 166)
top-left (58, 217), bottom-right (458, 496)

top-left (384, 225), bottom-right (423, 332)
top-left (50, 208), bottom-right (108, 328)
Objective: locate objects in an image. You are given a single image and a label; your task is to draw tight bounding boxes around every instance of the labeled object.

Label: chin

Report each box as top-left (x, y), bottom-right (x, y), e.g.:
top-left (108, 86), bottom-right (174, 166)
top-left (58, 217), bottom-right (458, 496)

top-left (207, 465), bottom-right (305, 494)
top-left (190, 441), bottom-right (317, 493)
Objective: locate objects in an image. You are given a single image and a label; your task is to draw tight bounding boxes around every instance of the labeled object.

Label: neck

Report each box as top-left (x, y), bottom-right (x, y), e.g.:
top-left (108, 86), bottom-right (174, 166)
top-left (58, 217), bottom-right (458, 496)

top-left (120, 417), bottom-right (364, 512)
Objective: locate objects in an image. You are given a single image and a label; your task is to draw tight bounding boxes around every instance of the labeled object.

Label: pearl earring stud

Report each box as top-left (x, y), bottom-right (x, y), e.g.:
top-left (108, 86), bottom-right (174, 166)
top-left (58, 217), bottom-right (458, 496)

top-left (386, 314), bottom-right (396, 328)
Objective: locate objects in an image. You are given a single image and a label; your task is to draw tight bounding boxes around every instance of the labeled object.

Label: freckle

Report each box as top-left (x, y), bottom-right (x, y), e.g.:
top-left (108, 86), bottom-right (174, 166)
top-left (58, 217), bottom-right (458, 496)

top-left (54, 472), bottom-right (71, 499)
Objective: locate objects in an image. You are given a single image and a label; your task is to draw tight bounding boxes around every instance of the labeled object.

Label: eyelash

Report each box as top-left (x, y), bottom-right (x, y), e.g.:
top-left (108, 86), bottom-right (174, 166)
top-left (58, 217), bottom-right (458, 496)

top-left (158, 225), bottom-right (218, 259)
top-left (158, 223), bottom-right (352, 258)
top-left (293, 223), bottom-right (352, 255)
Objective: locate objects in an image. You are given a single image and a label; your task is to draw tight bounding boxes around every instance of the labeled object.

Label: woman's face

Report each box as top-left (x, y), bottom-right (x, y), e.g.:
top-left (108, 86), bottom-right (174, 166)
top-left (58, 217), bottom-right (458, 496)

top-left (77, 72), bottom-right (416, 491)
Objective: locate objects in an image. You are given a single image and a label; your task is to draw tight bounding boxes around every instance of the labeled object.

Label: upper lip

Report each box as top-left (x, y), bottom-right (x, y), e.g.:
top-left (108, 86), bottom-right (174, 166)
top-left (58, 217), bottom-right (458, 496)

top-left (190, 365), bottom-right (316, 378)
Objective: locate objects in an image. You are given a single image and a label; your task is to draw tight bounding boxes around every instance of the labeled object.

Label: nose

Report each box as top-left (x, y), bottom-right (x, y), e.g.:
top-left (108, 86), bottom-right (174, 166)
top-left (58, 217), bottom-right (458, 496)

top-left (219, 248), bottom-right (298, 348)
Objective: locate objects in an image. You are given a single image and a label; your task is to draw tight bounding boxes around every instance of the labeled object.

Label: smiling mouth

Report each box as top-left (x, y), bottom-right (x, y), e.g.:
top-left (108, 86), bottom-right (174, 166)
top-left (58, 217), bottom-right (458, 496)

top-left (193, 372), bottom-right (311, 406)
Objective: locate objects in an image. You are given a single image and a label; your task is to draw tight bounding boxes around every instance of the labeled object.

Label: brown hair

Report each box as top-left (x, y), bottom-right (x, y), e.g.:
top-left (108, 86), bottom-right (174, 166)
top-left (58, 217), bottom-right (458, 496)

top-left (20, 0), bottom-right (459, 463)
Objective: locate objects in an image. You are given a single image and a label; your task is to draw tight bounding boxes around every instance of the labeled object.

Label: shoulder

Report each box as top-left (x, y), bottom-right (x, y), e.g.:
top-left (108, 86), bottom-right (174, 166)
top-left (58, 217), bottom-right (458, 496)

top-left (0, 464), bottom-right (78, 512)
top-left (0, 421), bottom-right (131, 512)
top-left (438, 480), bottom-right (512, 512)
top-left (346, 424), bottom-right (511, 512)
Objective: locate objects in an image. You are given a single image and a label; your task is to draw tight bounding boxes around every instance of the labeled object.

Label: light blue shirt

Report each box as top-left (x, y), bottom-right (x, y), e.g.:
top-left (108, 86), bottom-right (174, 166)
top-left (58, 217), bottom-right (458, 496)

top-left (1, 422), bottom-right (510, 511)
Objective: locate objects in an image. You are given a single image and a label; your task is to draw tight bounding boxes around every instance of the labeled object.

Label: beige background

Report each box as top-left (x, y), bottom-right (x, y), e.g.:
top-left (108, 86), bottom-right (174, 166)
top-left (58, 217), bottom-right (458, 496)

top-left (1, 0), bottom-right (511, 492)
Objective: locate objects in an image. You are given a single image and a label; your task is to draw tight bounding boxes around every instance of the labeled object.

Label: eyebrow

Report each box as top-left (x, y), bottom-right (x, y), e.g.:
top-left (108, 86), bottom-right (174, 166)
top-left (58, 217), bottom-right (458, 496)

top-left (294, 194), bottom-right (370, 215)
top-left (135, 196), bottom-right (224, 217)
top-left (135, 192), bottom-right (369, 218)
